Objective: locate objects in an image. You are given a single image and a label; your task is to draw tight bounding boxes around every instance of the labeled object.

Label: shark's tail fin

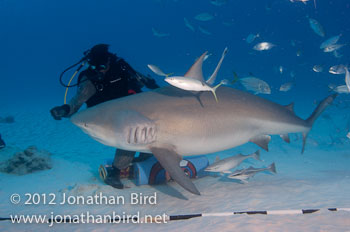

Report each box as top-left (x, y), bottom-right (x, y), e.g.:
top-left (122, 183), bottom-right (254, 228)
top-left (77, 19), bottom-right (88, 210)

top-left (302, 94), bottom-right (338, 153)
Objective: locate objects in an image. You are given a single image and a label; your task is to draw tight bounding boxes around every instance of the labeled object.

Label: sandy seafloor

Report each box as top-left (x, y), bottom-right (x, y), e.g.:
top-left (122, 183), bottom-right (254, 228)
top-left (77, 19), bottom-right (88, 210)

top-left (0, 102), bottom-right (350, 232)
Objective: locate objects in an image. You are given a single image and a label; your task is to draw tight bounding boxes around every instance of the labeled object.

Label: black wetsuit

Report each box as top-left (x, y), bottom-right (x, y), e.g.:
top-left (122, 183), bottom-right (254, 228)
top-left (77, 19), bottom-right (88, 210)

top-left (66, 55), bottom-right (158, 171)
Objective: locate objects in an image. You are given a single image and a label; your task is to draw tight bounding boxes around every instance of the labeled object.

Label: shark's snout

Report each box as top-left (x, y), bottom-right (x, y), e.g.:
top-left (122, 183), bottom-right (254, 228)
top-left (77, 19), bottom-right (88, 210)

top-left (70, 114), bottom-right (82, 127)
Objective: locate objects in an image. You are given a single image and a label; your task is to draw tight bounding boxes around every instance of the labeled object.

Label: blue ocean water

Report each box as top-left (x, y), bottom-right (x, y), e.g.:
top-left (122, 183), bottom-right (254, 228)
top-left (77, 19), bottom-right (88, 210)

top-left (1, 0), bottom-right (350, 231)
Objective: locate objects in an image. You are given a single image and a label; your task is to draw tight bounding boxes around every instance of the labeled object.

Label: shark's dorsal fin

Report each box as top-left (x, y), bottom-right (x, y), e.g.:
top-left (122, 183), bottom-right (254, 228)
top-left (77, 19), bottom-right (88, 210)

top-left (249, 135), bottom-right (271, 151)
top-left (284, 103), bottom-right (295, 113)
top-left (184, 51), bottom-right (207, 82)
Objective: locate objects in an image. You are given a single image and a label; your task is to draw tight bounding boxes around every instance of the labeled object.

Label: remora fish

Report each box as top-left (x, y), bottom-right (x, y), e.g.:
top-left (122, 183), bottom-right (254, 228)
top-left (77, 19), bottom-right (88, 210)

top-left (205, 150), bottom-right (260, 174)
top-left (71, 55), bottom-right (337, 195)
top-left (165, 48), bottom-right (228, 102)
top-left (227, 163), bottom-right (276, 183)
top-left (309, 18), bottom-right (325, 37)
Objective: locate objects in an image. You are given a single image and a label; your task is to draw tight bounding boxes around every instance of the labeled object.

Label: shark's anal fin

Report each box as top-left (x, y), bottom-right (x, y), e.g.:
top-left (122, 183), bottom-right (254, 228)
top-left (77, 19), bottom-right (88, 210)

top-left (249, 135), bottom-right (271, 151)
top-left (150, 146), bottom-right (200, 195)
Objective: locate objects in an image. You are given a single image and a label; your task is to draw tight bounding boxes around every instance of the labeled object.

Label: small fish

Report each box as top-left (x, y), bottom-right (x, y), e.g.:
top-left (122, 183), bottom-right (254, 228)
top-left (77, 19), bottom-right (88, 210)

top-left (329, 85), bottom-right (350, 94)
top-left (309, 18), bottom-right (325, 37)
top-left (313, 65), bottom-right (323, 73)
top-left (184, 17), bottom-right (195, 32)
top-left (152, 28), bottom-right (170, 37)
top-left (347, 132), bottom-right (350, 139)
top-left (329, 65), bottom-right (347, 75)
top-left (210, 0), bottom-right (227, 6)
top-left (296, 50), bottom-right (303, 57)
top-left (323, 44), bottom-right (345, 53)
top-left (253, 42), bottom-right (275, 51)
top-left (240, 77), bottom-right (271, 94)
top-left (279, 82), bottom-right (294, 92)
top-left (205, 150), bottom-right (261, 174)
top-left (165, 77), bottom-right (224, 102)
top-left (290, 71), bottom-right (296, 78)
top-left (147, 64), bottom-right (172, 77)
top-left (227, 163), bottom-right (277, 183)
top-left (320, 35), bottom-right (341, 49)
top-left (290, 0), bottom-right (309, 4)
top-left (333, 50), bottom-right (343, 58)
top-left (194, 13), bottom-right (214, 21)
top-left (279, 66), bottom-right (284, 74)
top-left (198, 26), bottom-right (212, 35)
top-left (246, 33), bottom-right (260, 44)
top-left (345, 67), bottom-right (350, 92)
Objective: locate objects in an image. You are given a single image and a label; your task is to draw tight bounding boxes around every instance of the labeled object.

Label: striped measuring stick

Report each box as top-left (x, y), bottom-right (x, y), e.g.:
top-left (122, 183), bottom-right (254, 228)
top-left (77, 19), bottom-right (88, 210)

top-left (166, 208), bottom-right (350, 221)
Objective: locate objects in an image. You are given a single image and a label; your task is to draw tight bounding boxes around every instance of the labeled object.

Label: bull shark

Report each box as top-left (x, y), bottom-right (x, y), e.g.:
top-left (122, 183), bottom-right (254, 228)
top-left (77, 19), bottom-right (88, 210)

top-left (71, 51), bottom-right (337, 196)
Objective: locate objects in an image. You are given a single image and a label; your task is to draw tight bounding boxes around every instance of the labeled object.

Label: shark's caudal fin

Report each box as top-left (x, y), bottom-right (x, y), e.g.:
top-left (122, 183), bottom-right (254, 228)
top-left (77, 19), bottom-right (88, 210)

top-left (302, 94), bottom-right (338, 153)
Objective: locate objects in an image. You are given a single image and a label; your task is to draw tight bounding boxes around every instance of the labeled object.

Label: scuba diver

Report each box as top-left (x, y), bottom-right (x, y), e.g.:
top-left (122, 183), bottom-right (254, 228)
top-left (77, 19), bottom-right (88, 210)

top-left (0, 134), bottom-right (5, 150)
top-left (50, 44), bottom-right (159, 189)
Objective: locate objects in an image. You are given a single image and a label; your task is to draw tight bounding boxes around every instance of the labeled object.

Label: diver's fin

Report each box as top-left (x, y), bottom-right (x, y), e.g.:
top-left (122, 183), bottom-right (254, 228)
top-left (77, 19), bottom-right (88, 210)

top-left (302, 94), bottom-right (337, 153)
top-left (250, 135), bottom-right (271, 151)
top-left (280, 134), bottom-right (290, 143)
top-left (184, 51), bottom-right (207, 82)
top-left (150, 147), bottom-right (200, 195)
top-left (284, 103), bottom-right (295, 113)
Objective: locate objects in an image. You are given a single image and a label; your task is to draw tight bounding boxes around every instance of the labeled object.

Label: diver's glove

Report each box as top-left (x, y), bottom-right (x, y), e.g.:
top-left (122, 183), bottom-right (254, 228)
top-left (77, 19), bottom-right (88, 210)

top-left (50, 104), bottom-right (70, 120)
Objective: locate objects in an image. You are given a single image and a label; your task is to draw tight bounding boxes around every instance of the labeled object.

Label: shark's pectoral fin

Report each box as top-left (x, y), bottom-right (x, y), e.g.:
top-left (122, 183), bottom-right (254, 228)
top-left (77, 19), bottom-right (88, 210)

top-left (250, 135), bottom-right (271, 151)
top-left (116, 110), bottom-right (156, 145)
top-left (150, 146), bottom-right (200, 195)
